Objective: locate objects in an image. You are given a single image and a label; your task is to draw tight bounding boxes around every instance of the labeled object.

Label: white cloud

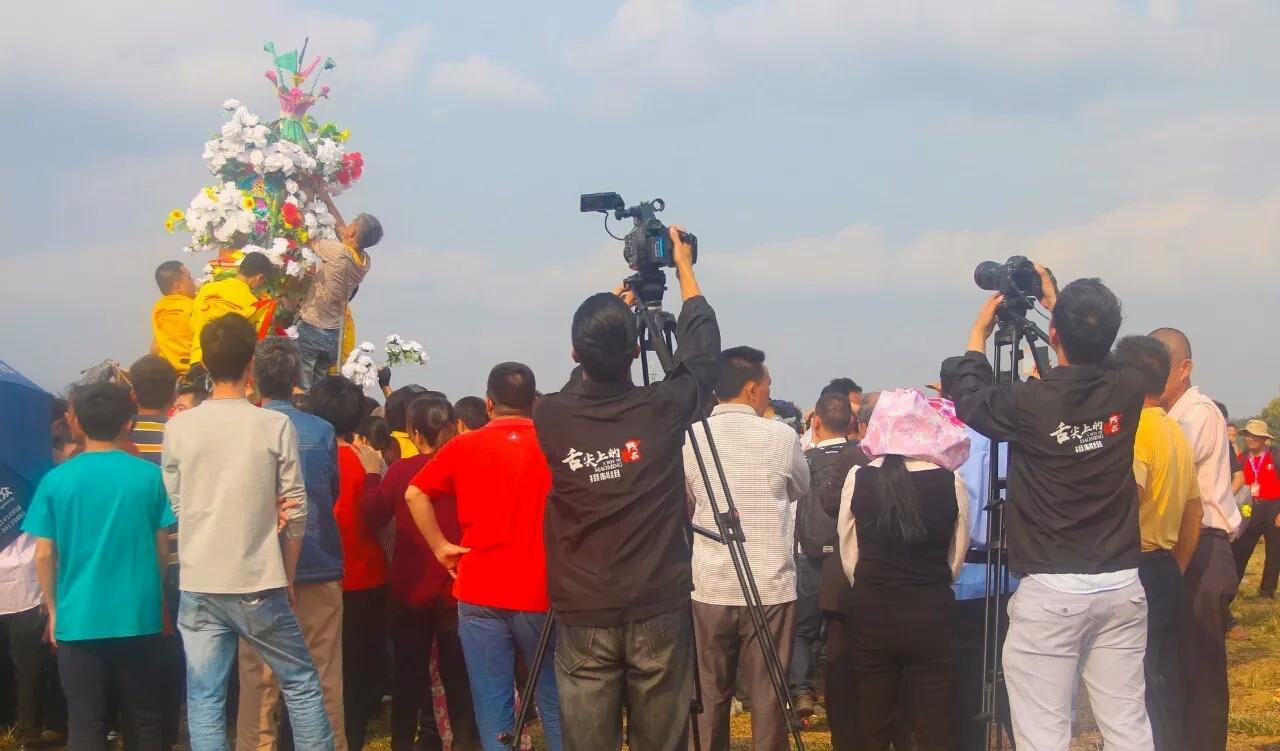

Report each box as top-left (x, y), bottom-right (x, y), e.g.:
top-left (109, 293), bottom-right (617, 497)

top-left (427, 56), bottom-right (549, 108)
top-left (0, 2), bottom-right (429, 113)
top-left (565, 0), bottom-right (1280, 105)
top-left (711, 191), bottom-right (1280, 296)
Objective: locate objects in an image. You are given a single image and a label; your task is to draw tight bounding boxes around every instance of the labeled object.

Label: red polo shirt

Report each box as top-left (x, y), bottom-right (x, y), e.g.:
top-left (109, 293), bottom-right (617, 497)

top-left (409, 416), bottom-right (551, 612)
top-left (1244, 450), bottom-right (1280, 502)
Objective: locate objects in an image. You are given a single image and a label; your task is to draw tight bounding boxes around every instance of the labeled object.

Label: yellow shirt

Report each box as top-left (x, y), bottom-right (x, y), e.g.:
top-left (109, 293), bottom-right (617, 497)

top-left (189, 277), bottom-right (262, 365)
top-left (329, 307), bottom-right (357, 376)
top-left (152, 294), bottom-right (194, 374)
top-left (391, 431), bottom-right (419, 459)
top-left (1134, 405), bottom-right (1200, 552)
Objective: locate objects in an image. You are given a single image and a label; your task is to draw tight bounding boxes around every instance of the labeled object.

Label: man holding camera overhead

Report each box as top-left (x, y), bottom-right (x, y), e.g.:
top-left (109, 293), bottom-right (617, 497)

top-left (534, 227), bottom-right (719, 751)
top-left (946, 271), bottom-right (1153, 751)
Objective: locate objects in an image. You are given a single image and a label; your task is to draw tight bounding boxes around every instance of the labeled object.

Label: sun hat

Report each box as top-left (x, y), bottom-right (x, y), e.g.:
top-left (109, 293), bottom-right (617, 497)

top-left (1243, 419), bottom-right (1275, 441)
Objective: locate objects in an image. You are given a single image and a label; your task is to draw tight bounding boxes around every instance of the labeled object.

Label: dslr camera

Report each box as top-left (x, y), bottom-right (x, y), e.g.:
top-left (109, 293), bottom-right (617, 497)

top-left (581, 192), bottom-right (698, 307)
top-left (974, 255), bottom-right (1047, 305)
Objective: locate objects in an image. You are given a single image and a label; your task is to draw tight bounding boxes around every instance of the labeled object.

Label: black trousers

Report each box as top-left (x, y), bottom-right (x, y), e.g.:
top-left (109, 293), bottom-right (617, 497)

top-left (953, 595), bottom-right (1012, 751)
top-left (1232, 500), bottom-right (1280, 595)
top-left (343, 586), bottom-right (388, 751)
top-left (389, 598), bottom-right (479, 751)
top-left (1140, 550), bottom-right (1184, 751)
top-left (850, 583), bottom-right (954, 751)
top-left (0, 605), bottom-right (47, 739)
top-left (1182, 530), bottom-right (1236, 751)
top-left (57, 635), bottom-right (164, 751)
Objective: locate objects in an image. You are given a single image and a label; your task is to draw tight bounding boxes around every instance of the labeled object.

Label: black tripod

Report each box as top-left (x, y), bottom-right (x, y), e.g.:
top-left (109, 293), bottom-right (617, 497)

top-left (504, 272), bottom-right (806, 751)
top-left (978, 300), bottom-right (1050, 751)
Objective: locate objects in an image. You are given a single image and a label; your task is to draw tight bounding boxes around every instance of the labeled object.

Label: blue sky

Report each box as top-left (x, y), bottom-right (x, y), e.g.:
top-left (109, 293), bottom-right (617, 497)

top-left (2, 0), bottom-right (1278, 417)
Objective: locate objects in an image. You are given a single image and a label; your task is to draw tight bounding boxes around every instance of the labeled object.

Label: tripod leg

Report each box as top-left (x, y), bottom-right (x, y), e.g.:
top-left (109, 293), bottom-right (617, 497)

top-left (689, 603), bottom-right (704, 751)
top-left (501, 611), bottom-right (555, 749)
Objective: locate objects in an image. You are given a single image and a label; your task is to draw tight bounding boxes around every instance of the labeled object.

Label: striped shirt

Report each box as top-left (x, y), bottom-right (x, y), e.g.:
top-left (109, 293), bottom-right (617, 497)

top-left (685, 403), bottom-right (811, 606)
top-left (131, 414), bottom-right (177, 565)
top-left (131, 414), bottom-right (169, 465)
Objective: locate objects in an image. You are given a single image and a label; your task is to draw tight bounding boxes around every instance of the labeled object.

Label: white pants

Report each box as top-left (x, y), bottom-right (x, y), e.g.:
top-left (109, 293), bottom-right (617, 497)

top-left (1003, 577), bottom-right (1154, 751)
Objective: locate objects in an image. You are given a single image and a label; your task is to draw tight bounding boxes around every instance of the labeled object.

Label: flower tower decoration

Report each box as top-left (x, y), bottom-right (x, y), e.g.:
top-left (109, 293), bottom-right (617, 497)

top-left (165, 39), bottom-right (366, 336)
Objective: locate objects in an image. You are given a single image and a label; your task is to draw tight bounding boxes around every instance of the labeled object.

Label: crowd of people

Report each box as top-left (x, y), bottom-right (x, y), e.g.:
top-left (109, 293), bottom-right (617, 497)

top-left (1, 215), bottom-right (1277, 751)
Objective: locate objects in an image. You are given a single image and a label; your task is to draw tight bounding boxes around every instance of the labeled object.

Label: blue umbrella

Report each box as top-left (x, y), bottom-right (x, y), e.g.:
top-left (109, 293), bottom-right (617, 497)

top-left (0, 360), bottom-right (52, 551)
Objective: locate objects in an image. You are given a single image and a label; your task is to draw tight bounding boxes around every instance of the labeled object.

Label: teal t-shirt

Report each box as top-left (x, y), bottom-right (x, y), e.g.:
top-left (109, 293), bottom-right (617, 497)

top-left (22, 450), bottom-right (176, 641)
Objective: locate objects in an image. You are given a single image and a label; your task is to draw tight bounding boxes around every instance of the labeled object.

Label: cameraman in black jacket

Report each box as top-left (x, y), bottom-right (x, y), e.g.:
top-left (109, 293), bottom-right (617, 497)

top-left (534, 227), bottom-right (718, 751)
top-left (946, 276), bottom-right (1151, 751)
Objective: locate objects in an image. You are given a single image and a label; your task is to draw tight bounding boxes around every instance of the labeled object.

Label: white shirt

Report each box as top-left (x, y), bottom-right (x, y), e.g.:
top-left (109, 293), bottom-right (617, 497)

top-left (1168, 386), bottom-right (1243, 536)
top-left (686, 403), bottom-right (811, 606)
top-left (0, 532), bottom-right (43, 615)
top-left (837, 457), bottom-right (970, 585)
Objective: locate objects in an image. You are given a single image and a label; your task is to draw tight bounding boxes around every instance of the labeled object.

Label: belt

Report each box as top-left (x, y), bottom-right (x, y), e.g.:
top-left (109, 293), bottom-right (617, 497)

top-left (1140, 549), bottom-right (1173, 560)
top-left (1200, 528), bottom-right (1229, 539)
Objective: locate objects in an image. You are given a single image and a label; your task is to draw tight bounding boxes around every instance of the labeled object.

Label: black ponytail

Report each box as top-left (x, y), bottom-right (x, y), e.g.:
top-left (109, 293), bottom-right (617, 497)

top-left (871, 454), bottom-right (926, 543)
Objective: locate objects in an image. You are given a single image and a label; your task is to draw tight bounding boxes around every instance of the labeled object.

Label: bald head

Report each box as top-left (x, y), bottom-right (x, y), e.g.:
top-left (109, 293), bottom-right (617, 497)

top-left (1149, 327), bottom-right (1192, 363)
top-left (1149, 327), bottom-right (1194, 408)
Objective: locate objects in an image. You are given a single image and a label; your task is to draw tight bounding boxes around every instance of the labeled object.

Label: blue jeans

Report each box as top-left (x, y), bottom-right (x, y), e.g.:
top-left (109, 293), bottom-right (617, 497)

top-left (457, 602), bottom-right (563, 751)
top-left (178, 590), bottom-right (333, 751)
top-left (789, 553), bottom-right (824, 698)
top-left (296, 322), bottom-right (341, 391)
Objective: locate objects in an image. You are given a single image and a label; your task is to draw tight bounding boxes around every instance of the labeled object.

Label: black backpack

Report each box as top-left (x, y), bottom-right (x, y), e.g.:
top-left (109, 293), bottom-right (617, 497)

top-left (795, 441), bottom-right (850, 558)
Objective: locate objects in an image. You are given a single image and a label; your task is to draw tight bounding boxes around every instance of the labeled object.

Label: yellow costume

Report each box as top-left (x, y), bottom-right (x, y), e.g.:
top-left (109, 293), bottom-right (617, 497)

top-left (152, 294), bottom-right (194, 374)
top-left (189, 277), bottom-right (263, 366)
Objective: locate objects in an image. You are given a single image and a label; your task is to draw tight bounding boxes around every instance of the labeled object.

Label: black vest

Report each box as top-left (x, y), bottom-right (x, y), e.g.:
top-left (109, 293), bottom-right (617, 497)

top-left (850, 463), bottom-right (957, 588)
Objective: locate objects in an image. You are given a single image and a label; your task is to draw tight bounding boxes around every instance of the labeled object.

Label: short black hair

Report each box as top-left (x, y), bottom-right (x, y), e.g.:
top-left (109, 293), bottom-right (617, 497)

top-left (815, 392), bottom-right (853, 435)
top-left (572, 293), bottom-right (637, 382)
top-left (716, 346), bottom-right (766, 401)
top-left (357, 415), bottom-right (392, 451)
top-left (1214, 400), bottom-right (1229, 420)
top-left (308, 375), bottom-right (366, 439)
top-left (253, 337), bottom-right (301, 401)
top-left (1051, 278), bottom-right (1122, 365)
top-left (70, 382), bottom-right (134, 441)
top-left (820, 377), bottom-right (862, 398)
top-left (455, 396), bottom-right (490, 431)
top-left (155, 261), bottom-right (187, 294)
top-left (129, 355), bottom-right (177, 410)
top-left (238, 251), bottom-right (278, 282)
top-left (385, 384), bottom-right (429, 432)
top-left (1113, 335), bottom-right (1170, 398)
top-left (176, 379), bottom-right (209, 406)
top-left (487, 363), bottom-right (537, 415)
top-left (201, 314), bottom-right (257, 382)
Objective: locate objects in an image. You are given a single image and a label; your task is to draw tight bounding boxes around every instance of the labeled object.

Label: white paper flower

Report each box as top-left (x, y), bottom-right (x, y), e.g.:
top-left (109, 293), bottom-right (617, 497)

top-left (222, 98), bottom-right (241, 111)
top-left (359, 341), bottom-right (376, 353)
top-left (284, 325), bottom-right (299, 340)
top-left (285, 179), bottom-right (299, 195)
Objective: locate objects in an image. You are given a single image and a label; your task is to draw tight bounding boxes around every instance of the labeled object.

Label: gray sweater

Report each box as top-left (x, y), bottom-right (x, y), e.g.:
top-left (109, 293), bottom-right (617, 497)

top-left (161, 398), bottom-right (308, 594)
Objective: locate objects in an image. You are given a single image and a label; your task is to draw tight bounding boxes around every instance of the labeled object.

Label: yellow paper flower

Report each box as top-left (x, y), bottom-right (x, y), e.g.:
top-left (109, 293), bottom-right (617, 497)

top-left (337, 129), bottom-right (351, 143)
top-left (297, 229), bottom-right (310, 243)
top-left (242, 195), bottom-right (255, 210)
top-left (169, 209), bottom-right (185, 221)
top-left (164, 219), bottom-right (175, 232)
top-left (204, 187), bottom-right (217, 200)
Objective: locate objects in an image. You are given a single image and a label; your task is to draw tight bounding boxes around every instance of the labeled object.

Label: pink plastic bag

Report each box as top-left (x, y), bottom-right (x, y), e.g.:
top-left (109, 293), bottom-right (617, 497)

top-left (861, 388), bottom-right (971, 471)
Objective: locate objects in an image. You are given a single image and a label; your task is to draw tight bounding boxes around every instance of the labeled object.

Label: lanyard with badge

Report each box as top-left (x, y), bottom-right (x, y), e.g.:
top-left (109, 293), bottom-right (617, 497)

top-left (1249, 453), bottom-right (1268, 498)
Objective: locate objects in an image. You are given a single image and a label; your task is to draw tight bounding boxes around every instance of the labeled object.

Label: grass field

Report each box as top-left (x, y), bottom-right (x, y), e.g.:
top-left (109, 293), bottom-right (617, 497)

top-left (4, 555), bottom-right (1278, 750)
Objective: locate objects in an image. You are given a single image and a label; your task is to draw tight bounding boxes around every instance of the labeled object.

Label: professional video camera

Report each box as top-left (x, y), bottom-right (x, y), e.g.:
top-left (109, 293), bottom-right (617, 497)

top-left (581, 192), bottom-right (698, 306)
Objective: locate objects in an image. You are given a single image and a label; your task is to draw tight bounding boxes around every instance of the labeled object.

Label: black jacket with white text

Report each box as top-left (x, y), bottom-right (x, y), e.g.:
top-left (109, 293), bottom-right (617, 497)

top-left (534, 295), bottom-right (720, 627)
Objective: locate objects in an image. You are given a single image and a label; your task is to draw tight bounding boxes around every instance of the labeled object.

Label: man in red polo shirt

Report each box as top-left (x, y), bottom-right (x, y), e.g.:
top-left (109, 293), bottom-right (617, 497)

top-left (1233, 420), bottom-right (1280, 598)
top-left (405, 362), bottom-right (562, 751)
